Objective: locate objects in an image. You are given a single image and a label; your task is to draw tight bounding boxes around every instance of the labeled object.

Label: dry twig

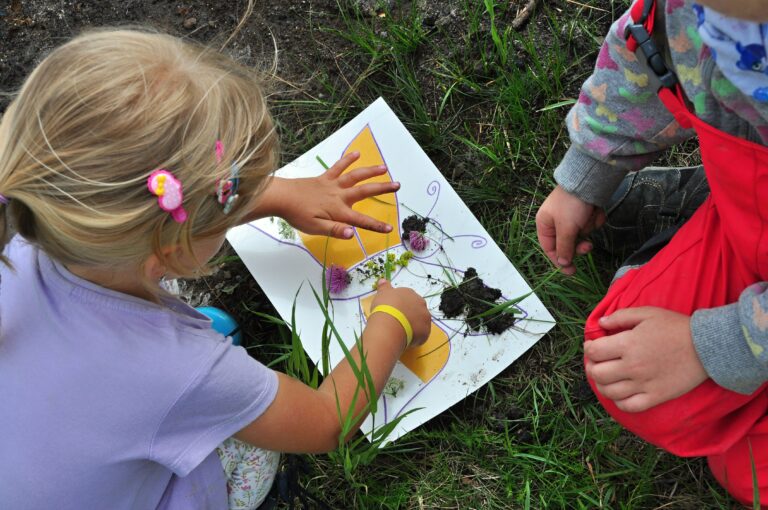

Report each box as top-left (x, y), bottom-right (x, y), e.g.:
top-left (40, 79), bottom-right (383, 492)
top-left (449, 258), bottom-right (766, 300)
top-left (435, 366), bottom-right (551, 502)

top-left (511, 0), bottom-right (540, 30)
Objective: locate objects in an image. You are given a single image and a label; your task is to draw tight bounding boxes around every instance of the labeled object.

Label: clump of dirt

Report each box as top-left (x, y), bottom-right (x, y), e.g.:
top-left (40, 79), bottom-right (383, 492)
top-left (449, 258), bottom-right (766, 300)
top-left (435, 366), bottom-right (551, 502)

top-left (439, 267), bottom-right (517, 334)
top-left (401, 214), bottom-right (428, 237)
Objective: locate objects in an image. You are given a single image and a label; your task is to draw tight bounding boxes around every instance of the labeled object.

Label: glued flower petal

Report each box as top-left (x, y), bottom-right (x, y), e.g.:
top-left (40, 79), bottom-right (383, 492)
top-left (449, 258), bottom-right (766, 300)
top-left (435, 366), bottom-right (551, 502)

top-left (408, 230), bottom-right (429, 252)
top-left (325, 264), bottom-right (351, 294)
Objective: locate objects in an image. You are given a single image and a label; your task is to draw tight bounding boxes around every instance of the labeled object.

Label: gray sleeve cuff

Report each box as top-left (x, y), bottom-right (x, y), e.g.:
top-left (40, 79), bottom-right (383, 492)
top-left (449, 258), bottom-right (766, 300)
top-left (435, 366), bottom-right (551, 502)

top-left (553, 146), bottom-right (629, 207)
top-left (691, 304), bottom-right (768, 394)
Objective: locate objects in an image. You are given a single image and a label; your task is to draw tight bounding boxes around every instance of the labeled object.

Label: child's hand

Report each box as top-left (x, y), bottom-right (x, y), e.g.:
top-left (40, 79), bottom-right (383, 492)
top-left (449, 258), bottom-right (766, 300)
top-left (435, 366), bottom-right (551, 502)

top-left (236, 279), bottom-right (431, 453)
top-left (274, 152), bottom-right (399, 239)
top-left (370, 280), bottom-right (431, 348)
top-left (585, 307), bottom-right (709, 413)
top-left (536, 185), bottom-right (605, 275)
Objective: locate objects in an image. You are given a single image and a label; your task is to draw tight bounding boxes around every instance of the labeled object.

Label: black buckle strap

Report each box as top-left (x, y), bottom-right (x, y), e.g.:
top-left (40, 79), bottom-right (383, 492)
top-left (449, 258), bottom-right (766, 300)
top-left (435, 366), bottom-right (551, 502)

top-left (623, 0), bottom-right (678, 89)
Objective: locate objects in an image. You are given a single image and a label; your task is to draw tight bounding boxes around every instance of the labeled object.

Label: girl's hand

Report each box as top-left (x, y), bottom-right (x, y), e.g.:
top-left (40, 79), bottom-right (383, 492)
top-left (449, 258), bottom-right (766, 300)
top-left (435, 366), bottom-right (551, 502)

top-left (273, 152), bottom-right (399, 239)
top-left (585, 307), bottom-right (709, 413)
top-left (235, 279), bottom-right (432, 454)
top-left (370, 280), bottom-right (431, 348)
top-left (535, 185), bottom-right (605, 275)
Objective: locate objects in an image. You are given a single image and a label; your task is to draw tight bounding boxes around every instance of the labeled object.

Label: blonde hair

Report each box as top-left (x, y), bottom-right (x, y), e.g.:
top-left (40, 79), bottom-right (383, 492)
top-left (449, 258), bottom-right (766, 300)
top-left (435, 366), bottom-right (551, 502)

top-left (0, 28), bottom-right (278, 279)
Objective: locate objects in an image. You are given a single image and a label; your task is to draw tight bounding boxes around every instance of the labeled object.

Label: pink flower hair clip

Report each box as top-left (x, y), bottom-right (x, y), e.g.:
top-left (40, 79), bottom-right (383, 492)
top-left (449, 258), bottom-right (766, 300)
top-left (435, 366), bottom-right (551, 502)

top-left (147, 169), bottom-right (188, 223)
top-left (215, 140), bottom-right (240, 215)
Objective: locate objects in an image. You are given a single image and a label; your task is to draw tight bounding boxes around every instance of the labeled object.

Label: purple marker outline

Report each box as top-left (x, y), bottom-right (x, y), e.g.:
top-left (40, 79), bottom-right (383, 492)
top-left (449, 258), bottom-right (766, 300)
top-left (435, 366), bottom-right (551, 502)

top-left (351, 228), bottom-right (367, 259)
top-left (447, 235), bottom-right (488, 249)
top-left (428, 218), bottom-right (487, 250)
top-left (401, 218), bottom-right (487, 258)
top-left (425, 180), bottom-right (440, 218)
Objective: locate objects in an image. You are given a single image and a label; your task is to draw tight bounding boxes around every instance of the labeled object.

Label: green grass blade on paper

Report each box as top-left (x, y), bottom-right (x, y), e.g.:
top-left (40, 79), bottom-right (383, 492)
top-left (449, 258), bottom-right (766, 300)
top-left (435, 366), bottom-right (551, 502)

top-left (384, 254), bottom-right (392, 281)
top-left (316, 154), bottom-right (330, 170)
top-left (307, 280), bottom-right (416, 474)
top-left (383, 229), bottom-right (393, 282)
top-left (309, 281), bottom-right (380, 470)
top-left (308, 283), bottom-right (375, 442)
top-left (399, 203), bottom-right (454, 241)
top-left (320, 238), bottom-right (334, 377)
top-left (331, 372), bottom-right (364, 444)
top-left (309, 284), bottom-right (374, 410)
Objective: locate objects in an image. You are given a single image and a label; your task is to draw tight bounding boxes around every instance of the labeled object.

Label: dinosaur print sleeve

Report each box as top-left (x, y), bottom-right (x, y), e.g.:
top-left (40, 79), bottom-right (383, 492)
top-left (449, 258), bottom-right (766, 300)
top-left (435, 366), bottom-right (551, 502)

top-left (554, 8), bottom-right (696, 207)
top-left (691, 283), bottom-right (768, 394)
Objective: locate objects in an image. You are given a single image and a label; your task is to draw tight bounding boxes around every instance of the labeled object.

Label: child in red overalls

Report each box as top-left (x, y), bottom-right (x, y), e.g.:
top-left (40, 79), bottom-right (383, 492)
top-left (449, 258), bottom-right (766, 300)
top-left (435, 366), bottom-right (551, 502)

top-left (537, 0), bottom-right (768, 504)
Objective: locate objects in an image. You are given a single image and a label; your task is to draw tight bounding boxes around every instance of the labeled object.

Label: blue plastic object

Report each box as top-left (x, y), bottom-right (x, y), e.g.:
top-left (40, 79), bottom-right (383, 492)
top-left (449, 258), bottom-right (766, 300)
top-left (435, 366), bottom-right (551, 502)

top-left (196, 306), bottom-right (242, 346)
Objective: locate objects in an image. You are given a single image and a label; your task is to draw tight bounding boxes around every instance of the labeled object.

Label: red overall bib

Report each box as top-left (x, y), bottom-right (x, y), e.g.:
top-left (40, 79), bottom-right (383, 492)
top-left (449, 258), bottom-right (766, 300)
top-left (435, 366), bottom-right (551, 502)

top-left (584, 0), bottom-right (768, 504)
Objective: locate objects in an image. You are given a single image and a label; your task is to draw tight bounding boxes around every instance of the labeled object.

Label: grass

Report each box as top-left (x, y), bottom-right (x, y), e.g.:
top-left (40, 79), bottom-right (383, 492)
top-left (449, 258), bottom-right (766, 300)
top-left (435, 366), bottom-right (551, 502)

top-left (234, 0), bottom-right (739, 507)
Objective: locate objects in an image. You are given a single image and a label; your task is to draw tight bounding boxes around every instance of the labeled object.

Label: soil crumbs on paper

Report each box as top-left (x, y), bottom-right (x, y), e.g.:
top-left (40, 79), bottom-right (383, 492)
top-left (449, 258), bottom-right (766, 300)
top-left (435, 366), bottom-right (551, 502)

top-left (439, 267), bottom-right (517, 335)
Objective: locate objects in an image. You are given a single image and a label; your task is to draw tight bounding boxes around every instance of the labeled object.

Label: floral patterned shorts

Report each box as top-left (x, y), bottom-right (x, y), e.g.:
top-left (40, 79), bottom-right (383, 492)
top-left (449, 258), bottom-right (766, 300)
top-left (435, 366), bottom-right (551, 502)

top-left (216, 438), bottom-right (280, 510)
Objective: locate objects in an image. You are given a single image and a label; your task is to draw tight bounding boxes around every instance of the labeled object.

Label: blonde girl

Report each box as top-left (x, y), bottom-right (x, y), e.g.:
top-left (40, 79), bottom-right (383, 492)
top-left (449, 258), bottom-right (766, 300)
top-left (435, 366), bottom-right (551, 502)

top-left (0, 29), bottom-right (430, 510)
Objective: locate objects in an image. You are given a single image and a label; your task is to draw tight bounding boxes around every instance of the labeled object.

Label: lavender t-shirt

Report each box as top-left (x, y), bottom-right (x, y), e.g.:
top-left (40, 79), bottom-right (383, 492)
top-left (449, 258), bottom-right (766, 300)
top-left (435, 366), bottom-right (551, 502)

top-left (0, 237), bottom-right (278, 509)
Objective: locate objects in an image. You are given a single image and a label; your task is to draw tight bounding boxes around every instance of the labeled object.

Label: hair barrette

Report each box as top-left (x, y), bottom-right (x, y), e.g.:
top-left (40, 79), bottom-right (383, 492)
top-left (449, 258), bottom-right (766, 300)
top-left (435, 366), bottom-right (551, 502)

top-left (215, 140), bottom-right (240, 215)
top-left (147, 169), bottom-right (188, 223)
top-left (0, 194), bottom-right (8, 205)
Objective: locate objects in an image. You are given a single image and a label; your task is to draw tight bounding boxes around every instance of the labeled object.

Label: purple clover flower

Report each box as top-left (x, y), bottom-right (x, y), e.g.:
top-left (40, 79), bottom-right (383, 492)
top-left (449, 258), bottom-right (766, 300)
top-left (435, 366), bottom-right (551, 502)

top-left (326, 264), bottom-right (351, 294)
top-left (408, 230), bottom-right (429, 252)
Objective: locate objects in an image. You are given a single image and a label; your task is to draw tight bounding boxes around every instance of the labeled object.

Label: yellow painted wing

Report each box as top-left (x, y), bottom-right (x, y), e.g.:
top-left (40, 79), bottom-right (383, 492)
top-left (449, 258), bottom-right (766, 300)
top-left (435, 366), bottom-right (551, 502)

top-left (360, 294), bottom-right (450, 384)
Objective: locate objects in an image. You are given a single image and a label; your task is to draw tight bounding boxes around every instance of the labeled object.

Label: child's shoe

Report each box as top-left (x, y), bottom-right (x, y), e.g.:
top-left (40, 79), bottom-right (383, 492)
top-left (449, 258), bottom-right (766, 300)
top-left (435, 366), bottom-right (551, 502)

top-left (591, 165), bottom-right (709, 259)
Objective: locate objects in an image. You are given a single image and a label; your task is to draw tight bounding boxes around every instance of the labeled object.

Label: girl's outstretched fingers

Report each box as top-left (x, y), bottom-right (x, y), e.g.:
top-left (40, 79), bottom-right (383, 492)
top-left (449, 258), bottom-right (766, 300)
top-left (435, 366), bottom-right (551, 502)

top-left (347, 180), bottom-right (400, 204)
top-left (344, 209), bottom-right (393, 234)
top-left (325, 151), bottom-right (361, 179)
top-left (338, 164), bottom-right (389, 187)
top-left (320, 221), bottom-right (354, 239)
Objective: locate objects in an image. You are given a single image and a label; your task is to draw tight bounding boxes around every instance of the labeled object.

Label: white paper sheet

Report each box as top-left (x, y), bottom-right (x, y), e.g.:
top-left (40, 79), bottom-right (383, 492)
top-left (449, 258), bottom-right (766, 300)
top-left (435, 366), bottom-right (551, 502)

top-left (227, 98), bottom-right (555, 442)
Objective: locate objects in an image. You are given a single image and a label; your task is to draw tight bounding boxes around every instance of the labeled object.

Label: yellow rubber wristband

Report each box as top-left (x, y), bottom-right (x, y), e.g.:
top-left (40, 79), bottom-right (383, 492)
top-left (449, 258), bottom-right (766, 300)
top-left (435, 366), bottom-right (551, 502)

top-left (371, 305), bottom-right (413, 348)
